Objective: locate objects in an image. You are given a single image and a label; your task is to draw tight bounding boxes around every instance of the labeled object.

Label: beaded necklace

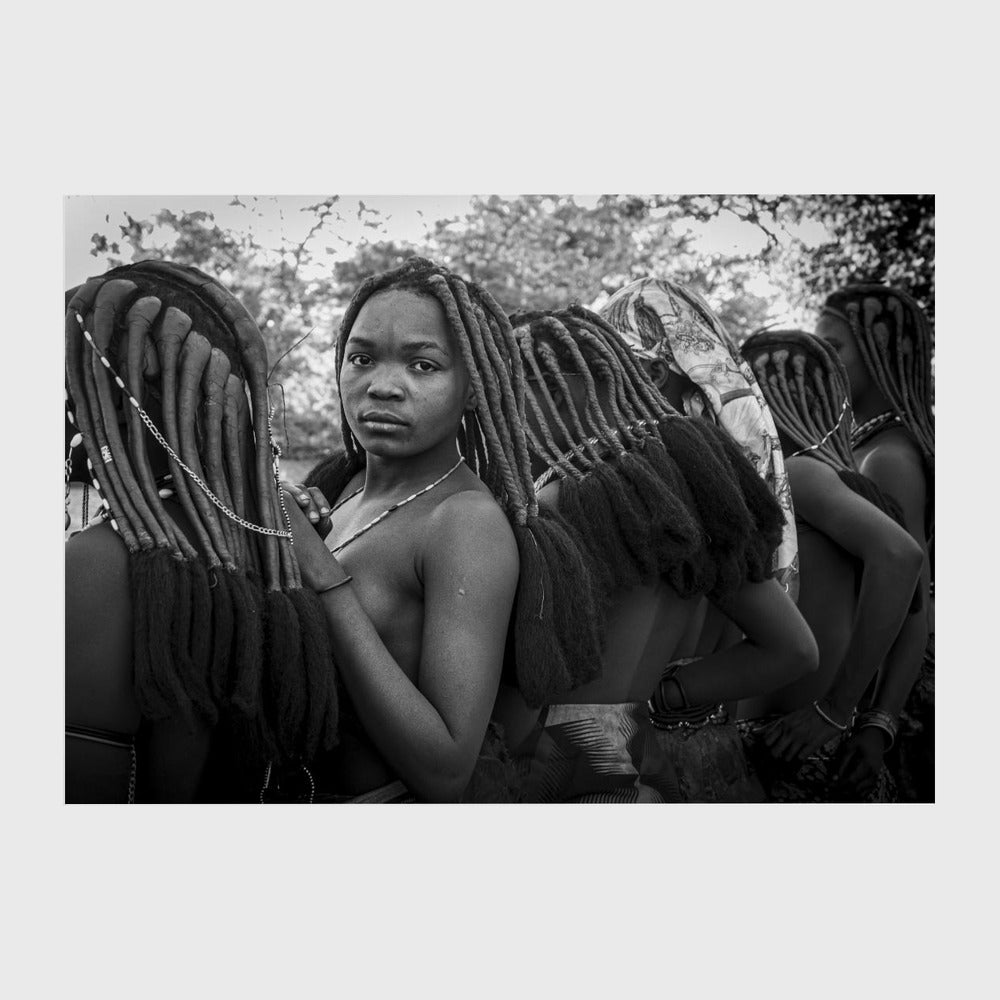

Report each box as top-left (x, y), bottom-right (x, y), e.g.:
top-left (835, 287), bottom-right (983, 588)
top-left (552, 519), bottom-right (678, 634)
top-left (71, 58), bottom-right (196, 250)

top-left (788, 396), bottom-right (850, 459)
top-left (329, 457), bottom-right (464, 555)
top-left (851, 411), bottom-right (901, 450)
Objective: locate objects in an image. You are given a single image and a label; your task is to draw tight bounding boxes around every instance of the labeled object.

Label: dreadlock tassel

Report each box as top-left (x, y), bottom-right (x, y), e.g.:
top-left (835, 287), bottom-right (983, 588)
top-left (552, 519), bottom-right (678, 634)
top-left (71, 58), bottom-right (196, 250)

top-left (181, 558), bottom-right (212, 696)
top-left (512, 522), bottom-right (575, 708)
top-left (530, 510), bottom-right (606, 689)
top-left (167, 554), bottom-right (197, 711)
top-left (553, 474), bottom-right (616, 598)
top-left (130, 547), bottom-right (189, 721)
top-left (698, 421), bottom-right (785, 582)
top-left (591, 464), bottom-right (655, 584)
top-left (657, 419), bottom-right (754, 599)
top-left (199, 567), bottom-right (234, 722)
top-left (225, 570), bottom-right (263, 702)
top-left (228, 572), bottom-right (274, 765)
top-left (262, 588), bottom-right (307, 764)
top-left (557, 467), bottom-right (641, 593)
top-left (616, 449), bottom-right (701, 568)
top-left (286, 587), bottom-right (339, 758)
top-left (633, 436), bottom-right (707, 589)
top-left (598, 457), bottom-right (662, 578)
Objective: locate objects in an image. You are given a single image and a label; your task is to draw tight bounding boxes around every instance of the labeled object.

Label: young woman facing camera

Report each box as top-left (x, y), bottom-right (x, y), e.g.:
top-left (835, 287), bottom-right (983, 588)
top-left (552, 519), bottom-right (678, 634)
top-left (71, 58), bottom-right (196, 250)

top-left (284, 260), bottom-right (522, 802)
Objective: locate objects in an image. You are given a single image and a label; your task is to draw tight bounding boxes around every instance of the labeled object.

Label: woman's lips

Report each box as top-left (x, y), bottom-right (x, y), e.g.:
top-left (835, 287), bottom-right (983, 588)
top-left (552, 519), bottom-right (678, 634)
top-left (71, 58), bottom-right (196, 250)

top-left (359, 411), bottom-right (408, 432)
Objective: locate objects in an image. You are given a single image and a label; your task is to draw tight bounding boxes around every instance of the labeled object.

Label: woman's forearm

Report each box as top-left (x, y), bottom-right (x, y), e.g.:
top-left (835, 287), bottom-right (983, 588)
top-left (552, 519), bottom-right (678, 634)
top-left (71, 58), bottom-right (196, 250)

top-left (677, 635), bottom-right (815, 705)
top-left (676, 583), bottom-right (817, 706)
top-left (824, 552), bottom-right (922, 720)
top-left (318, 587), bottom-right (472, 801)
top-left (869, 611), bottom-right (929, 718)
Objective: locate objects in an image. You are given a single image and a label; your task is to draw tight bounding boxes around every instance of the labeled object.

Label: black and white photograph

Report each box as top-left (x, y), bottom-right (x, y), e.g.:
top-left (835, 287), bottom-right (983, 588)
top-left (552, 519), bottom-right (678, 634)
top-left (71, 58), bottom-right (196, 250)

top-left (10, 4), bottom-right (991, 996)
top-left (63, 194), bottom-right (935, 806)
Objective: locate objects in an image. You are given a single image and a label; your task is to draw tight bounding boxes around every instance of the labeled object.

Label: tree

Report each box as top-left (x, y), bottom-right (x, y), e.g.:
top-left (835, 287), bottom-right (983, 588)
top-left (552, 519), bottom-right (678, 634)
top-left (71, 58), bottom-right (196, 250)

top-left (423, 195), bottom-right (779, 340)
top-left (86, 199), bottom-right (356, 457)
top-left (664, 194), bottom-right (935, 325)
top-left (83, 194), bottom-right (934, 459)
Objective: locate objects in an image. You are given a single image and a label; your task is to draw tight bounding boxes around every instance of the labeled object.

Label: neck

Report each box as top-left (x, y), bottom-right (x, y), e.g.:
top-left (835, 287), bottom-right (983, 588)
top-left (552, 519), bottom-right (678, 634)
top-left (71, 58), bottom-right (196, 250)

top-left (851, 384), bottom-right (892, 423)
top-left (362, 438), bottom-right (463, 497)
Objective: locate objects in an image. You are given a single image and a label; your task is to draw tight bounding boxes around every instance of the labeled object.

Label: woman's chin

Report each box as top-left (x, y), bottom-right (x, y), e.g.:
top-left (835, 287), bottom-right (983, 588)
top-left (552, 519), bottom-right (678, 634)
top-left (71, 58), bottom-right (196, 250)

top-left (354, 434), bottom-right (415, 459)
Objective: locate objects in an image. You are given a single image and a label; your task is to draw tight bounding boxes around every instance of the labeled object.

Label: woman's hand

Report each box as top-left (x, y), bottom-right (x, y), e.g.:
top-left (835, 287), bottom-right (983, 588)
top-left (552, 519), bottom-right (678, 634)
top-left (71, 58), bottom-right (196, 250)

top-left (832, 727), bottom-right (886, 799)
top-left (281, 482), bottom-right (333, 540)
top-left (280, 487), bottom-right (348, 592)
top-left (763, 704), bottom-right (840, 762)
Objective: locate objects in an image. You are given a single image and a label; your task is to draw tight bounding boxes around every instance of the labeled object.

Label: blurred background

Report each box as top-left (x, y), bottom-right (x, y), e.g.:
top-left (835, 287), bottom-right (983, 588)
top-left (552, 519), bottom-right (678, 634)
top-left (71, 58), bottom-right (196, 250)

top-left (65, 194), bottom-right (934, 472)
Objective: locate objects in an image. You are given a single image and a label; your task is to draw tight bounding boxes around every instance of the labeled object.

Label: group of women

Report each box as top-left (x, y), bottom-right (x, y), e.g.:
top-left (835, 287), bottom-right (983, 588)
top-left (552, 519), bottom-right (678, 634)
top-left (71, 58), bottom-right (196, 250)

top-left (64, 255), bottom-right (935, 804)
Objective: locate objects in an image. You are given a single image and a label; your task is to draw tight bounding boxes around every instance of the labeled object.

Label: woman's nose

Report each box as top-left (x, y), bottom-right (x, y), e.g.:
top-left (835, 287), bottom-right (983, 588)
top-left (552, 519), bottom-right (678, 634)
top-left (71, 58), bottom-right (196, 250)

top-left (367, 369), bottom-right (405, 399)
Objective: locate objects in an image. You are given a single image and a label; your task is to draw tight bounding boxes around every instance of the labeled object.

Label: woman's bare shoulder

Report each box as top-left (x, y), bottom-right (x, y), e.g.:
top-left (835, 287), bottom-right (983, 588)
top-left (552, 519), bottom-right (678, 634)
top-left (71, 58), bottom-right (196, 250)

top-left (425, 489), bottom-right (519, 575)
top-left (861, 428), bottom-right (926, 478)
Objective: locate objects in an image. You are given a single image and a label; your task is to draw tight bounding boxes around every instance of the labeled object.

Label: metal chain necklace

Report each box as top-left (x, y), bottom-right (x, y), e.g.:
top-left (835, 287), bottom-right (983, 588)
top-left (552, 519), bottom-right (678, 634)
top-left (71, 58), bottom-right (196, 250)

top-left (330, 457), bottom-right (464, 555)
top-left (75, 312), bottom-right (292, 540)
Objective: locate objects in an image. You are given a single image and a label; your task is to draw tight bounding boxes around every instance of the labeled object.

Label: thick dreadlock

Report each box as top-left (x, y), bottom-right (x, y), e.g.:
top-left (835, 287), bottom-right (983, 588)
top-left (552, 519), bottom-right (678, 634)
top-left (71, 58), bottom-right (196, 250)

top-left (510, 304), bottom-right (786, 615)
top-left (742, 328), bottom-right (921, 613)
top-left (65, 260), bottom-right (339, 770)
top-left (307, 257), bottom-right (604, 708)
top-left (742, 330), bottom-right (856, 472)
top-left (822, 285), bottom-right (935, 470)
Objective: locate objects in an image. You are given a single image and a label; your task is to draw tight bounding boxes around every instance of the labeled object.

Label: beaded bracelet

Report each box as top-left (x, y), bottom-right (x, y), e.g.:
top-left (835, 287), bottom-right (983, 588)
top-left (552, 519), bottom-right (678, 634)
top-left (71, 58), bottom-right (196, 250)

top-left (648, 658), bottom-right (725, 730)
top-left (857, 709), bottom-right (898, 751)
top-left (813, 700), bottom-right (849, 731)
top-left (316, 575), bottom-right (353, 595)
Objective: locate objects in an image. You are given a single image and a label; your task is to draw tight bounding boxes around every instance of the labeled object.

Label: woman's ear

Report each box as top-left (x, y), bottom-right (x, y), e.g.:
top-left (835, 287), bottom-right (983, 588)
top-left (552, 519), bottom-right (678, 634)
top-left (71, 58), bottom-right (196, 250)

top-left (464, 385), bottom-right (477, 410)
top-left (648, 358), bottom-right (670, 391)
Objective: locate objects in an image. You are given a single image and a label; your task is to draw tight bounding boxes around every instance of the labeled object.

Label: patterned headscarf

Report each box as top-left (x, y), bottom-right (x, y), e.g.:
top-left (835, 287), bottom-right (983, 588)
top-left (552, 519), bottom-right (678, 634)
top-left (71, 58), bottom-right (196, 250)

top-left (600, 276), bottom-right (799, 596)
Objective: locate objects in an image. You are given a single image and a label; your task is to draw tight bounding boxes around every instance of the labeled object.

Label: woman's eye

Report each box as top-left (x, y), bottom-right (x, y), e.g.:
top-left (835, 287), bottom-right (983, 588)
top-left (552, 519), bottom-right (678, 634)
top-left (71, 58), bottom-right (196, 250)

top-left (412, 360), bottom-right (439, 373)
top-left (348, 354), bottom-right (373, 367)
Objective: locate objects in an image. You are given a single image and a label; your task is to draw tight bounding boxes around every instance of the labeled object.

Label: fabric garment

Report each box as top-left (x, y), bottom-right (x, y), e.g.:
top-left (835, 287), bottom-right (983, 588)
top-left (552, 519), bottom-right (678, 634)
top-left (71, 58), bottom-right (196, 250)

top-left (737, 717), bottom-right (896, 803)
top-left (513, 702), bottom-right (683, 802)
top-left (512, 701), bottom-right (764, 803)
top-left (649, 719), bottom-right (768, 802)
top-left (601, 277), bottom-right (798, 597)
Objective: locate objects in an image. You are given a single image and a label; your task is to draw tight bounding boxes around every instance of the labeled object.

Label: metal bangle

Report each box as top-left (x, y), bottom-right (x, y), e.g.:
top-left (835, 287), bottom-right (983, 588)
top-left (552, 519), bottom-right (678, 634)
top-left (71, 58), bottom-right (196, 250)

top-left (316, 574), bottom-right (353, 595)
top-left (813, 700), bottom-right (849, 731)
top-left (858, 710), bottom-right (898, 752)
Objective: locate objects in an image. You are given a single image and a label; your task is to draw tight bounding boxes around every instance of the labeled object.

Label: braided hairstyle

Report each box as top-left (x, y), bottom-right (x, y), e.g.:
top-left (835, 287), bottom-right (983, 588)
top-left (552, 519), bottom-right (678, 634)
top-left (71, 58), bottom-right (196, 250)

top-left (65, 260), bottom-right (339, 771)
top-left (822, 284), bottom-right (935, 471)
top-left (742, 328), bottom-right (922, 613)
top-left (308, 257), bottom-right (606, 708)
top-left (741, 329), bottom-right (856, 472)
top-left (510, 304), bottom-right (786, 621)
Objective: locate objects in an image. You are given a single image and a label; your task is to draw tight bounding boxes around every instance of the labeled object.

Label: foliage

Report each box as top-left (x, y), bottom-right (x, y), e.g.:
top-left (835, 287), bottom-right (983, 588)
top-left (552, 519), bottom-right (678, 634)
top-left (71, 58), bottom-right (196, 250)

top-left (780, 194), bottom-right (934, 323)
top-left (663, 194), bottom-right (935, 323)
top-left (423, 195), bottom-right (776, 340)
top-left (87, 200), bottom-right (347, 457)
top-left (83, 193), bottom-right (934, 458)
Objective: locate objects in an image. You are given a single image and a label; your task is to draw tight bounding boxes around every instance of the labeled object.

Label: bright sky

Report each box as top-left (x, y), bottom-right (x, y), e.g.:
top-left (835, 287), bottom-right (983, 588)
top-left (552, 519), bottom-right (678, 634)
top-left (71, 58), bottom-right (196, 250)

top-left (64, 195), bottom-right (827, 323)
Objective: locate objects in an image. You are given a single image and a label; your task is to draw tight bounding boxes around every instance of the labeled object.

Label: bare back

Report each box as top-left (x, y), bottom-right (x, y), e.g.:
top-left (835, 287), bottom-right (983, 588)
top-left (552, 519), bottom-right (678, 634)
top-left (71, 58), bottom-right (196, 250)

top-left (491, 479), bottom-right (704, 751)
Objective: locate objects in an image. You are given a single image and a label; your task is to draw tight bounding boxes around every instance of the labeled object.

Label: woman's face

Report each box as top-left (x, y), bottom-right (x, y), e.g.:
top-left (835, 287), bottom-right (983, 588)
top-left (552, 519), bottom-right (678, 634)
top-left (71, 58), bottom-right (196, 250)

top-left (339, 289), bottom-right (472, 459)
top-left (815, 312), bottom-right (871, 400)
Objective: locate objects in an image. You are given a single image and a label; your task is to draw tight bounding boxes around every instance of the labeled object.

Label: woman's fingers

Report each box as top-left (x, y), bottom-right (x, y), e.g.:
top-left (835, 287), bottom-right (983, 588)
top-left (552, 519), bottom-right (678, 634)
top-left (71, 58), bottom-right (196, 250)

top-left (306, 487), bottom-right (331, 526)
top-left (281, 483), bottom-right (330, 524)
